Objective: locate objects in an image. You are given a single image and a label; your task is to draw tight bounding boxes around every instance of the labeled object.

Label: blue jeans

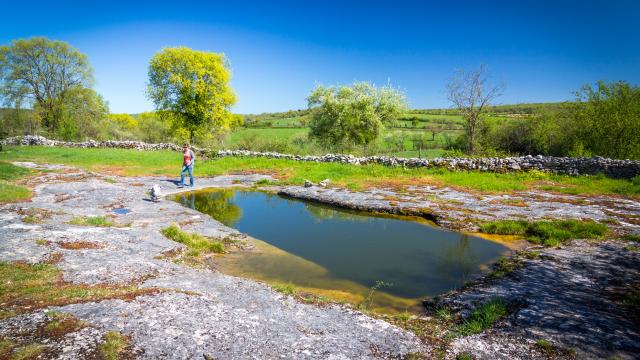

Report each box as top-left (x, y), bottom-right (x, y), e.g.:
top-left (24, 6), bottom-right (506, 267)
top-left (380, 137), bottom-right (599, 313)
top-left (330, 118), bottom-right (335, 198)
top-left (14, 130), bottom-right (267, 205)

top-left (180, 163), bottom-right (194, 187)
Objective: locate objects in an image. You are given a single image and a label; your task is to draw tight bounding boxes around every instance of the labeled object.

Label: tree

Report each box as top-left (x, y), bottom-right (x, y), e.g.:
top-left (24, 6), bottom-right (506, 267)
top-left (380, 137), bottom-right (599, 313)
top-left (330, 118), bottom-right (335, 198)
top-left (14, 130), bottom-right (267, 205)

top-left (447, 64), bottom-right (503, 154)
top-left (57, 87), bottom-right (108, 140)
top-left (307, 82), bottom-right (407, 146)
top-left (147, 47), bottom-right (236, 144)
top-left (569, 81), bottom-right (640, 159)
top-left (0, 37), bottom-right (94, 132)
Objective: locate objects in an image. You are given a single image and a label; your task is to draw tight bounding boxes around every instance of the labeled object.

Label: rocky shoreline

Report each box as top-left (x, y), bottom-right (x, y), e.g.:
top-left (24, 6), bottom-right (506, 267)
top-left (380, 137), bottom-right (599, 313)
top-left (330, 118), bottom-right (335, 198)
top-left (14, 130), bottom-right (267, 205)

top-left (3, 135), bottom-right (640, 178)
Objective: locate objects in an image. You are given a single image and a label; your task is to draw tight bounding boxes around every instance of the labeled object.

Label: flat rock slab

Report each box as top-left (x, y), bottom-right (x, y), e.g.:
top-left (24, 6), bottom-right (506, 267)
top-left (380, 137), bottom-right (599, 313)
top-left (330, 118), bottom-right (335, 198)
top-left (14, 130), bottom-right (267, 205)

top-left (279, 185), bottom-right (640, 231)
top-left (0, 164), bottom-right (423, 359)
top-left (443, 240), bottom-right (640, 359)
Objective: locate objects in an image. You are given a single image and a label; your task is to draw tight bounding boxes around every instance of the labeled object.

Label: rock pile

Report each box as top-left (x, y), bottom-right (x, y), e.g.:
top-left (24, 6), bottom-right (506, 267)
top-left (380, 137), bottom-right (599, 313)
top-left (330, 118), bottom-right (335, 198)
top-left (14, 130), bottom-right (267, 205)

top-left (3, 136), bottom-right (639, 178)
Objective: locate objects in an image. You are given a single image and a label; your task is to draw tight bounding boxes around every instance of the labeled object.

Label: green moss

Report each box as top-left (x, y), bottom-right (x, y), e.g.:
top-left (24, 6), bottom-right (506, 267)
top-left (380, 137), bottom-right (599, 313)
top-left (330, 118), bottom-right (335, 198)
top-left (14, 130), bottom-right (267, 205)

top-left (455, 298), bottom-right (508, 336)
top-left (99, 331), bottom-right (128, 360)
top-left (480, 219), bottom-right (607, 246)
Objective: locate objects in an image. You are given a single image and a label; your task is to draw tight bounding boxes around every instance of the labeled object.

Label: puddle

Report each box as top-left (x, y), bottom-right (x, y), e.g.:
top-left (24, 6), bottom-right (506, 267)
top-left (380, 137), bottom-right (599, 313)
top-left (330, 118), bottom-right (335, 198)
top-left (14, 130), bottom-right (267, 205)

top-left (112, 208), bottom-right (131, 215)
top-left (174, 189), bottom-right (516, 313)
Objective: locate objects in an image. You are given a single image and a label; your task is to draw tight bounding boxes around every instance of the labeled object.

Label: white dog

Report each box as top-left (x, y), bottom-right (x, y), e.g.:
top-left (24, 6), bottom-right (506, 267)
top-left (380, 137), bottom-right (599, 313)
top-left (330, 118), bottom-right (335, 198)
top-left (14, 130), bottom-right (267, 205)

top-left (150, 184), bottom-right (162, 202)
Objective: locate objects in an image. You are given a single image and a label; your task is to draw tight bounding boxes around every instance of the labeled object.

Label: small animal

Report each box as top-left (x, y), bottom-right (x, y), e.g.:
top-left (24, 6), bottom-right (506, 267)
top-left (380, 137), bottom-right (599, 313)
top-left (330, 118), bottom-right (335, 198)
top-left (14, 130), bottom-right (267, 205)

top-left (150, 184), bottom-right (162, 202)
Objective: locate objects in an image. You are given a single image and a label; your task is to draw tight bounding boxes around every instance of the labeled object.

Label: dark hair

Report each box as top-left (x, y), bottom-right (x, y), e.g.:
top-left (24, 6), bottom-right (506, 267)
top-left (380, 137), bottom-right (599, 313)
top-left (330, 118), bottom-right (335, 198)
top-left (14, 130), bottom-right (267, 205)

top-left (184, 143), bottom-right (190, 148)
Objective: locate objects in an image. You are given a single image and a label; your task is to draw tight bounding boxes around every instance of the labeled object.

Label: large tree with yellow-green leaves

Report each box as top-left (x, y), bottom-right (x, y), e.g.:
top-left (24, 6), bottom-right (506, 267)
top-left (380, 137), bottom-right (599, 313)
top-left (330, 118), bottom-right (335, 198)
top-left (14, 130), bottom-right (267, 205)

top-left (147, 47), bottom-right (236, 143)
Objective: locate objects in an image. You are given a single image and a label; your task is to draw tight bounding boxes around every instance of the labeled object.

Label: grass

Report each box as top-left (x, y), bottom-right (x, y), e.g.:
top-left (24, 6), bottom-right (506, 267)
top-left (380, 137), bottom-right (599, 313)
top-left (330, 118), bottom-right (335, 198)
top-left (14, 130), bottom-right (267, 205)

top-left (480, 219), bottom-right (608, 246)
top-left (10, 343), bottom-right (45, 360)
top-left (0, 161), bottom-right (32, 203)
top-left (623, 234), bottom-right (640, 242)
top-left (42, 311), bottom-right (86, 338)
top-left (271, 281), bottom-right (296, 296)
top-left (68, 215), bottom-right (115, 227)
top-left (100, 331), bottom-right (128, 360)
top-left (456, 352), bottom-right (474, 360)
top-left (1, 146), bottom-right (639, 197)
top-left (455, 298), bottom-right (509, 336)
top-left (488, 257), bottom-right (524, 279)
top-left (0, 338), bottom-right (17, 358)
top-left (161, 224), bottom-right (225, 256)
top-left (0, 261), bottom-right (158, 317)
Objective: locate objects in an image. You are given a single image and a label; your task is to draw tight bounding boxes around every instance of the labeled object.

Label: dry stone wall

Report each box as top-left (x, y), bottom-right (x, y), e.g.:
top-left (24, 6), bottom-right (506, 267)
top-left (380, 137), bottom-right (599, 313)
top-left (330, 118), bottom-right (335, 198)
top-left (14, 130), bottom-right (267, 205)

top-left (3, 135), bottom-right (639, 178)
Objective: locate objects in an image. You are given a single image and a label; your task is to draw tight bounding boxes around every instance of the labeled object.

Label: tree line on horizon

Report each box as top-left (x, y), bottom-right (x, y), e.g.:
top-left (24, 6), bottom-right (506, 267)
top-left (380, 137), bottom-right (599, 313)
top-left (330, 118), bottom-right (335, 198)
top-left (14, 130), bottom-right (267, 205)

top-left (1, 37), bottom-right (639, 160)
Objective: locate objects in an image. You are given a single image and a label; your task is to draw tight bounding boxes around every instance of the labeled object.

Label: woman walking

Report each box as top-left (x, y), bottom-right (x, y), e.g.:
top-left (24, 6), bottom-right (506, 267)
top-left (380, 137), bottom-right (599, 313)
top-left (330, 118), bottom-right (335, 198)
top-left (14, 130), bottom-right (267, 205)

top-left (179, 143), bottom-right (195, 188)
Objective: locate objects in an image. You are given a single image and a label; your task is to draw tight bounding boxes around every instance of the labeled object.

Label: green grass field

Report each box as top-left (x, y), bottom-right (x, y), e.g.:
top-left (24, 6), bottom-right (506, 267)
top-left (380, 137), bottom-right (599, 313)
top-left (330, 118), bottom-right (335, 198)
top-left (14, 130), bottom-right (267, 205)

top-left (1, 146), bottom-right (638, 197)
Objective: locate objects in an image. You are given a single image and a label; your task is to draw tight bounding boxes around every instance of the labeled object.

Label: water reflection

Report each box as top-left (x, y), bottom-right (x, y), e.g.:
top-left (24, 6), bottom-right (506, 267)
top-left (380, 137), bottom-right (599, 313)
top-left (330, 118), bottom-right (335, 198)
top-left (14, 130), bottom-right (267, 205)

top-left (174, 189), bottom-right (510, 302)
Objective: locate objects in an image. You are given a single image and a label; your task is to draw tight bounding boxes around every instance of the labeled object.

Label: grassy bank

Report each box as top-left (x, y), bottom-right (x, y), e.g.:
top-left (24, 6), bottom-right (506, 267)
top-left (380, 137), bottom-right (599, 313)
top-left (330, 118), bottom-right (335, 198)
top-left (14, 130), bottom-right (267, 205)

top-left (1, 146), bottom-right (639, 196)
top-left (0, 161), bottom-right (33, 203)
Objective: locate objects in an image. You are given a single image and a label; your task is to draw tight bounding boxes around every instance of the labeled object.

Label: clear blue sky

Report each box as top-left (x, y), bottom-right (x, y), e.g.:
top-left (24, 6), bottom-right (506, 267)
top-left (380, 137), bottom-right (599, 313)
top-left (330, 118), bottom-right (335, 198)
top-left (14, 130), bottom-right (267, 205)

top-left (1, 0), bottom-right (639, 114)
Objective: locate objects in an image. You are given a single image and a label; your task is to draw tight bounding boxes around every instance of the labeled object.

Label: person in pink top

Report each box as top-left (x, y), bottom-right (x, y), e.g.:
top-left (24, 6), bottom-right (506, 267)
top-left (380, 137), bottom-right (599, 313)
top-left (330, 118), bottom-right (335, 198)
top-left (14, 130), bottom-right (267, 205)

top-left (179, 143), bottom-right (195, 188)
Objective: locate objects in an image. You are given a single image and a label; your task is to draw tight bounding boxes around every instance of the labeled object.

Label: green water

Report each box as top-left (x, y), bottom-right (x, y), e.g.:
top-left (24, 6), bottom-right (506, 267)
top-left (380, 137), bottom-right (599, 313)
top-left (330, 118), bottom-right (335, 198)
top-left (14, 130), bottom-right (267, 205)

top-left (174, 189), bottom-right (513, 311)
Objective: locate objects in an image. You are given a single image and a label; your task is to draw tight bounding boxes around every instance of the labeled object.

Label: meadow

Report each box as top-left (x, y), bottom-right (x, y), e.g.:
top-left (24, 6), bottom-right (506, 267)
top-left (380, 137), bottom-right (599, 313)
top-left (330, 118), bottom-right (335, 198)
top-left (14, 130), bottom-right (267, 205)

top-left (1, 146), bottom-right (638, 198)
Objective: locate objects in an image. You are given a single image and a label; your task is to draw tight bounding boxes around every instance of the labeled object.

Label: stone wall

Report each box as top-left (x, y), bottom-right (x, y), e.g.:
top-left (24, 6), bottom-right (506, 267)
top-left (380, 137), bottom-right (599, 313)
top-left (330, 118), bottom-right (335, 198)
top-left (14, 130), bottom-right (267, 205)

top-left (3, 135), bottom-right (639, 178)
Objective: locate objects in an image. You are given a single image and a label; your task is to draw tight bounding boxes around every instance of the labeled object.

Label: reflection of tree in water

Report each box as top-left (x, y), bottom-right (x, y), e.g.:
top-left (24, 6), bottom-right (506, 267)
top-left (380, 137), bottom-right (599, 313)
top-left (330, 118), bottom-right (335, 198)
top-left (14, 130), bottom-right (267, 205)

top-left (304, 203), bottom-right (371, 223)
top-left (177, 190), bottom-right (242, 226)
top-left (437, 234), bottom-right (477, 285)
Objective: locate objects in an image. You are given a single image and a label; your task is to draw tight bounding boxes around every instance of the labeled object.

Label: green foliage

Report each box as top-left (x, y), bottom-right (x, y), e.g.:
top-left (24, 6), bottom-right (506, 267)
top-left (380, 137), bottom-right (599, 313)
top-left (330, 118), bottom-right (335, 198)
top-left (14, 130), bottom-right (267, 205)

top-left (455, 298), bottom-right (508, 336)
top-left (480, 219), bottom-right (607, 246)
top-left (570, 81), bottom-right (640, 159)
top-left (100, 331), bottom-right (128, 360)
top-left (483, 81), bottom-right (640, 159)
top-left (0, 37), bottom-right (95, 132)
top-left (161, 224), bottom-right (225, 255)
top-left (56, 87), bottom-right (109, 141)
top-left (147, 47), bottom-right (236, 143)
top-left (307, 82), bottom-right (407, 146)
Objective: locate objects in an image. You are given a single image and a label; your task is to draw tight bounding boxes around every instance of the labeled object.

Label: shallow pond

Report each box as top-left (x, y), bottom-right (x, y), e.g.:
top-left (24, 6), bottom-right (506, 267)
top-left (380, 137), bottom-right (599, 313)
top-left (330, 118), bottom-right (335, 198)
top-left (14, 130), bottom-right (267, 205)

top-left (174, 189), bottom-right (514, 313)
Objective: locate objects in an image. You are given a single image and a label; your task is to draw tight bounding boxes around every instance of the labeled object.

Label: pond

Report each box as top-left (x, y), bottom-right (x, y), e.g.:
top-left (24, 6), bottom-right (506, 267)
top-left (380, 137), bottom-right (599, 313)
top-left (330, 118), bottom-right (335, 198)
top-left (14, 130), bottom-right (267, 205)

top-left (173, 189), bottom-right (515, 313)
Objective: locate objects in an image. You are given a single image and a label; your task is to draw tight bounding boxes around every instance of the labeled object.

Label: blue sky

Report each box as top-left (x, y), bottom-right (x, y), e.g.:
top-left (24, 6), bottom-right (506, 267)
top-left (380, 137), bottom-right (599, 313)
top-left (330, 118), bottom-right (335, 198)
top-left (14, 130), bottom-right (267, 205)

top-left (1, 0), bottom-right (639, 114)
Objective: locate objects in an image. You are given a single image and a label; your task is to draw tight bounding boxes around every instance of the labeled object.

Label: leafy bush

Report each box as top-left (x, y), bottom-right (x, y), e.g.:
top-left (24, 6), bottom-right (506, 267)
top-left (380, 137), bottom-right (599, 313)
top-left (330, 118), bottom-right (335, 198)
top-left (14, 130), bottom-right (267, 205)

top-left (308, 82), bottom-right (407, 146)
